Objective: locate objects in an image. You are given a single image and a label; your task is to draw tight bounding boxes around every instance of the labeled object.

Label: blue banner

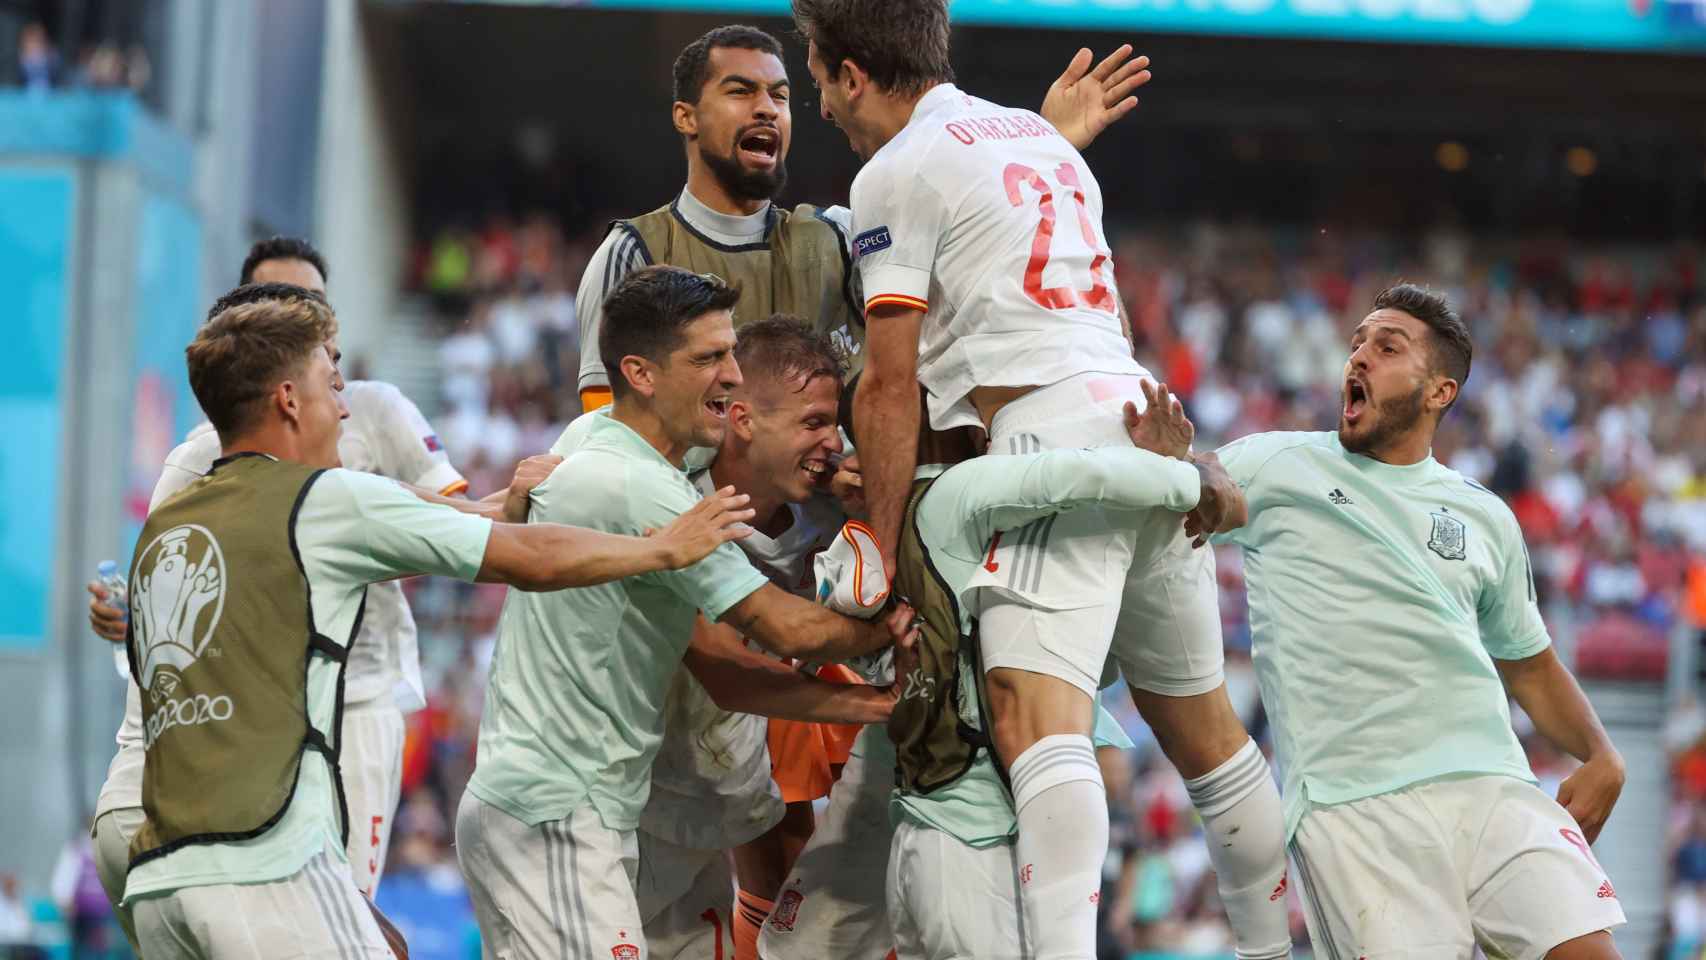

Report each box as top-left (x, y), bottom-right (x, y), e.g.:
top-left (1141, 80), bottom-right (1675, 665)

top-left (565, 0), bottom-right (1706, 51)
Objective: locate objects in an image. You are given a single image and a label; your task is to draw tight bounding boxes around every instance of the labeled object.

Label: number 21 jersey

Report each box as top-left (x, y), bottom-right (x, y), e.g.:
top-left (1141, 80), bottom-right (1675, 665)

top-left (850, 82), bottom-right (1143, 433)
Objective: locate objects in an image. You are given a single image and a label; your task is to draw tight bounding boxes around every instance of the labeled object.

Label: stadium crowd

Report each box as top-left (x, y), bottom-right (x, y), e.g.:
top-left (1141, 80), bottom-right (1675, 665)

top-left (366, 212), bottom-right (1706, 958)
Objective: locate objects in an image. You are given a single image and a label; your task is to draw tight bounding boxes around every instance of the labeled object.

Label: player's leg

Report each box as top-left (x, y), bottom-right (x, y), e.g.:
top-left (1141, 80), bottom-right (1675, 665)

top-left (731, 820), bottom-right (792, 960)
top-left (456, 791), bottom-right (647, 959)
top-left (339, 700), bottom-right (407, 896)
top-left (887, 817), bottom-right (1028, 960)
top-left (758, 729), bottom-right (895, 960)
top-left (636, 833), bottom-right (735, 960)
top-left (1460, 777), bottom-right (1625, 960)
top-left (1113, 530), bottom-right (1290, 959)
top-left (91, 806), bottom-right (144, 955)
top-left (1288, 787), bottom-right (1474, 959)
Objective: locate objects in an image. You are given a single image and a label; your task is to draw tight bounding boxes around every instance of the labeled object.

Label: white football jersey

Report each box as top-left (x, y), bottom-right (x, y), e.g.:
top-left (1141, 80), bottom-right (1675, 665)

top-left (96, 381), bottom-right (464, 818)
top-left (637, 473), bottom-right (848, 850)
top-left (850, 83), bottom-right (1142, 432)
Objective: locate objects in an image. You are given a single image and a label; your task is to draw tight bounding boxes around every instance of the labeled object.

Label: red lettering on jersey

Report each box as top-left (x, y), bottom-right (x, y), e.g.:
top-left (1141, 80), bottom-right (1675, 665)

top-left (1269, 871), bottom-right (1288, 901)
top-left (1560, 828), bottom-right (1605, 871)
top-left (1089, 891), bottom-right (1100, 905)
top-left (1597, 880), bottom-right (1617, 899)
top-left (1020, 863), bottom-right (1034, 885)
top-left (947, 122), bottom-right (974, 145)
top-left (611, 945), bottom-right (640, 960)
top-left (769, 889), bottom-right (804, 932)
top-left (983, 532), bottom-right (1004, 573)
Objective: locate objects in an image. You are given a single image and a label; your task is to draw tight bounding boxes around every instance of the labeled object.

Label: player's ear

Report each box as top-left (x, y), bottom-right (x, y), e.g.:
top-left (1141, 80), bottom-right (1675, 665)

top-left (1428, 374), bottom-right (1459, 418)
top-left (729, 399), bottom-right (755, 441)
top-left (672, 100), bottom-right (697, 140)
top-left (840, 58), bottom-right (870, 100)
top-left (620, 355), bottom-right (657, 399)
top-left (275, 379), bottom-right (300, 426)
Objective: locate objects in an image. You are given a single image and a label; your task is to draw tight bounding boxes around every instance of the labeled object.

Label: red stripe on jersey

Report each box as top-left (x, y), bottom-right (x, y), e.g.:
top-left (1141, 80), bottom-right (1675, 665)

top-left (865, 293), bottom-right (928, 314)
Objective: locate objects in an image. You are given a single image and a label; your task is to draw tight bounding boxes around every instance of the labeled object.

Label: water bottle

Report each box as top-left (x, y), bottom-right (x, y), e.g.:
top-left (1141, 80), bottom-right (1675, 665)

top-left (96, 560), bottom-right (129, 618)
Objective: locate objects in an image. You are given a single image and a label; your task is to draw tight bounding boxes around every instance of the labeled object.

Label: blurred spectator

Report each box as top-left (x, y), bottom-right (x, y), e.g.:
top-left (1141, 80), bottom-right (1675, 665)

top-left (0, 872), bottom-right (34, 948)
top-left (49, 822), bottom-right (112, 959)
top-left (12, 21), bottom-right (59, 92)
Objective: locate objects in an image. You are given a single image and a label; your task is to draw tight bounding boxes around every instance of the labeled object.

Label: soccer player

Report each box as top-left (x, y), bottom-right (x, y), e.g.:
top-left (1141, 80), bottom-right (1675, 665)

top-left (86, 238), bottom-right (472, 948)
top-left (454, 267), bottom-right (914, 960)
top-left (574, 25), bottom-right (1150, 411)
top-left (1206, 284), bottom-right (1626, 960)
top-left (122, 291), bottom-right (751, 960)
top-left (796, 2), bottom-right (1290, 956)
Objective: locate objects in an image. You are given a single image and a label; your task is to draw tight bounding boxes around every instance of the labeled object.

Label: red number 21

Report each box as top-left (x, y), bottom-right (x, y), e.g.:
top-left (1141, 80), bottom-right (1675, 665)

top-left (1003, 161), bottom-right (1116, 314)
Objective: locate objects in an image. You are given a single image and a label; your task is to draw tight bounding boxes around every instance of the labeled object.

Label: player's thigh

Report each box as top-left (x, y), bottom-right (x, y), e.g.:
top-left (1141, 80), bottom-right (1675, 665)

top-left (640, 849), bottom-right (734, 960)
top-left (340, 701), bottom-right (406, 895)
top-left (92, 807), bottom-right (146, 952)
top-left (889, 820), bottom-right (1027, 960)
top-left (760, 754), bottom-right (894, 959)
top-left (1111, 523), bottom-right (1225, 701)
top-left (1289, 793), bottom-right (1475, 960)
top-left (456, 793), bottom-right (646, 959)
top-left (975, 504), bottom-right (1132, 699)
top-left (1464, 778), bottom-right (1626, 960)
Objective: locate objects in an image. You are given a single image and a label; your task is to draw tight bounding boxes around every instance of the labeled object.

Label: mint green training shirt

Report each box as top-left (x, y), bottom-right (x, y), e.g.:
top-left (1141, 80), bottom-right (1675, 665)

top-left (1211, 431), bottom-right (1549, 840)
top-left (467, 410), bottom-right (770, 831)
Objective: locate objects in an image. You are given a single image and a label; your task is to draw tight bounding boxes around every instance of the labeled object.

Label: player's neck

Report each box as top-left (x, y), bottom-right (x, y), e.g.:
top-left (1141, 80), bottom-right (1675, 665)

top-left (863, 82), bottom-right (936, 156)
top-left (708, 455), bottom-right (791, 537)
top-left (219, 423), bottom-right (308, 466)
top-left (1365, 429), bottom-right (1435, 467)
top-left (610, 400), bottom-right (691, 468)
top-left (684, 167), bottom-right (769, 217)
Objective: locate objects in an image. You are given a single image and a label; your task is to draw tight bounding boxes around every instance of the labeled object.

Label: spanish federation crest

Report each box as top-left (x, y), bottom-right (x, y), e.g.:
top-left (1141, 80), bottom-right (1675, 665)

top-left (1427, 509), bottom-right (1467, 561)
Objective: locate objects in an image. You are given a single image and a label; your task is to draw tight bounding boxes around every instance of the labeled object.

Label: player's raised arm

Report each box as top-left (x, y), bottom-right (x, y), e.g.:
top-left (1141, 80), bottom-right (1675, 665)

top-left (1494, 648), bottom-right (1625, 843)
top-left (683, 615), bottom-right (897, 725)
top-left (477, 487), bottom-right (754, 591)
top-left (1039, 45), bottom-right (1152, 151)
top-left (853, 306), bottom-right (924, 573)
top-left (719, 581), bottom-right (915, 662)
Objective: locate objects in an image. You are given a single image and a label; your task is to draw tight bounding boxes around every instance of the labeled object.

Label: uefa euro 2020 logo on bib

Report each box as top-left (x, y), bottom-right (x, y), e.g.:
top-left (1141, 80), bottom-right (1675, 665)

top-left (133, 525), bottom-right (228, 708)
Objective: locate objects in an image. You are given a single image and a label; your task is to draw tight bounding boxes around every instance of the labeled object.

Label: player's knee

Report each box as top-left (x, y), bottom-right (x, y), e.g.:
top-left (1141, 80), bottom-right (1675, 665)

top-left (983, 667), bottom-right (1092, 766)
top-left (1128, 683), bottom-right (1248, 780)
top-left (1544, 930), bottom-right (1621, 960)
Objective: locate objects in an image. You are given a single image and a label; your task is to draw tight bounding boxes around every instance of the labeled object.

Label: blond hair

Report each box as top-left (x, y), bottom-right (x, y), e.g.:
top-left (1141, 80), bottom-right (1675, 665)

top-left (186, 297), bottom-right (338, 442)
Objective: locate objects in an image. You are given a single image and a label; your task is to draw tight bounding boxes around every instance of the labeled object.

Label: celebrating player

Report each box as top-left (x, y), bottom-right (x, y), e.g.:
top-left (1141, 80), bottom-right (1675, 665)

top-left (86, 237), bottom-right (473, 952)
top-left (121, 292), bottom-right (752, 960)
top-left (454, 267), bottom-right (915, 960)
top-left (574, 24), bottom-right (1151, 412)
top-left (1206, 284), bottom-right (1627, 959)
top-left (795, 1), bottom-right (1290, 956)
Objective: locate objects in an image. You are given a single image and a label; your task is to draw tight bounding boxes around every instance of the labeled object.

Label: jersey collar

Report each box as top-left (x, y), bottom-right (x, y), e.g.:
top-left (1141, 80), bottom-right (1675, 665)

top-left (908, 83), bottom-right (963, 128)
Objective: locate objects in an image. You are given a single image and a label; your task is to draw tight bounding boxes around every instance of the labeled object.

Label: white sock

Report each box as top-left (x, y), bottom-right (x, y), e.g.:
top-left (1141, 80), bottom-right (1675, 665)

top-left (1183, 739), bottom-right (1293, 960)
top-left (1011, 734), bottom-right (1107, 960)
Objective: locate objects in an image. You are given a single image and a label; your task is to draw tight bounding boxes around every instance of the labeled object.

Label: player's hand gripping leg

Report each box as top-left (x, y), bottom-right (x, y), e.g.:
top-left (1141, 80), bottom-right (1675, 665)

top-left (1130, 684), bottom-right (1292, 960)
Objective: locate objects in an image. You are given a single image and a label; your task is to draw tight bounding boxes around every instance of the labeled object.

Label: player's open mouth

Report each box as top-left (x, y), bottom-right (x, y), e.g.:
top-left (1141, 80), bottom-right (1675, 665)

top-left (801, 458), bottom-right (830, 484)
top-left (738, 127), bottom-right (780, 167)
top-left (1344, 378), bottom-right (1368, 423)
top-left (706, 396), bottom-right (731, 419)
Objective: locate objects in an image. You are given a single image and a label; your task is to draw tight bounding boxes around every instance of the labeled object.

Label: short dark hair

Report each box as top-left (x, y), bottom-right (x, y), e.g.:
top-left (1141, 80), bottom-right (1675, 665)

top-left (187, 296), bottom-right (338, 442)
top-left (205, 282), bottom-right (327, 323)
top-left (794, 0), bottom-right (954, 96)
top-left (734, 315), bottom-right (845, 396)
top-left (673, 25), bottom-right (785, 105)
top-left (1372, 282), bottom-right (1473, 410)
top-left (240, 236), bottom-right (328, 286)
top-left (601, 266), bottom-right (743, 398)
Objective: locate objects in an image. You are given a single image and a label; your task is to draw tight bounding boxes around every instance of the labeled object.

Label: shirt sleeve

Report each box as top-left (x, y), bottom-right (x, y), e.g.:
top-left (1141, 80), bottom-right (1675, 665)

top-left (850, 158), bottom-right (949, 314)
top-left (1091, 702), bottom-right (1135, 750)
top-left (1478, 503), bottom-right (1552, 661)
top-left (299, 469), bottom-right (493, 586)
top-left (147, 432), bottom-right (221, 512)
top-left (625, 468), bottom-right (768, 623)
top-left (1209, 431), bottom-right (1311, 547)
top-left (924, 447), bottom-right (1201, 563)
top-left (366, 382), bottom-right (466, 494)
top-left (576, 226), bottom-right (650, 393)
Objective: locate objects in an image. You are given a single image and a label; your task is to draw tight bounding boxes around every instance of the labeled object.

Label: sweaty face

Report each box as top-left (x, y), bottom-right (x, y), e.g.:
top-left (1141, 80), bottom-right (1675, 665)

top-left (297, 344), bottom-right (349, 468)
top-left (744, 371), bottom-right (844, 504)
top-left (1339, 309), bottom-right (1433, 456)
top-left (250, 257), bottom-right (327, 296)
top-left (693, 47), bottom-right (791, 202)
top-left (655, 310), bottom-right (743, 451)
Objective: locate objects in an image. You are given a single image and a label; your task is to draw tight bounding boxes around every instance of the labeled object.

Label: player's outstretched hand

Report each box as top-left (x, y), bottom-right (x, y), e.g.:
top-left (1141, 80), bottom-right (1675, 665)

top-left (654, 487), bottom-right (755, 569)
top-left (1557, 751), bottom-right (1625, 844)
top-left (1123, 381), bottom-right (1193, 459)
top-left (831, 454), bottom-right (866, 516)
top-left (503, 453), bottom-right (565, 524)
top-left (879, 602), bottom-right (924, 708)
top-left (1183, 452), bottom-right (1246, 548)
top-left (87, 582), bottom-right (127, 644)
top-left (1040, 45), bottom-right (1152, 151)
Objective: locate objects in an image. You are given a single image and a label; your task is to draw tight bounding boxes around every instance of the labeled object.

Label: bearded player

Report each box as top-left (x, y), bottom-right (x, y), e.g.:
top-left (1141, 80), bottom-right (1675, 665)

top-left (1207, 285), bottom-right (1625, 960)
top-left (797, 1), bottom-right (1289, 956)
